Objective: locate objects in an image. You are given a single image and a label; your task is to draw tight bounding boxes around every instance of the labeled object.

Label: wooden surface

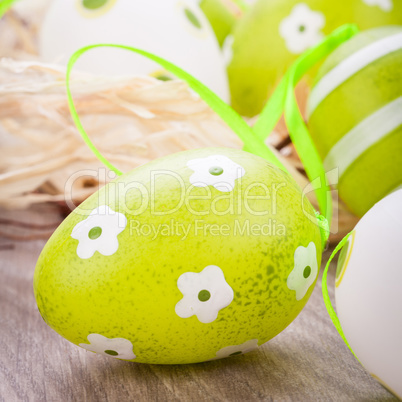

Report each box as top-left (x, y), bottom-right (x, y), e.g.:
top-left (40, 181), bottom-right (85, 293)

top-left (0, 205), bottom-right (396, 402)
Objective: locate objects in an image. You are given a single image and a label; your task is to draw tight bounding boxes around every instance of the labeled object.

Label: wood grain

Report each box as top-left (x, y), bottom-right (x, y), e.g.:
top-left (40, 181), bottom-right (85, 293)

top-left (0, 206), bottom-right (396, 402)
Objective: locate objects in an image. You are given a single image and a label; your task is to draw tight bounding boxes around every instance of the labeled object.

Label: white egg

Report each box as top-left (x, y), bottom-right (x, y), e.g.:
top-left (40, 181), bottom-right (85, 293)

top-left (335, 189), bottom-right (402, 399)
top-left (39, 0), bottom-right (229, 101)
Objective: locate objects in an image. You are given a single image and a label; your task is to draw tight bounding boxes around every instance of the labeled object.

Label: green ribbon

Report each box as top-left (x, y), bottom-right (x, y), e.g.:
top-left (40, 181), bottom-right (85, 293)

top-left (63, 24), bottom-right (362, 366)
top-left (254, 24), bottom-right (360, 228)
top-left (66, 44), bottom-right (286, 176)
top-left (321, 231), bottom-right (359, 361)
top-left (65, 25), bottom-right (361, 245)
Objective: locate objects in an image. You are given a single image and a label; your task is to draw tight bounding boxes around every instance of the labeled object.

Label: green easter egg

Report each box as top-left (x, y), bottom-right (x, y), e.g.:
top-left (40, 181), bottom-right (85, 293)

top-left (227, 0), bottom-right (402, 116)
top-left (200, 0), bottom-right (242, 46)
top-left (34, 148), bottom-right (322, 364)
top-left (308, 26), bottom-right (402, 217)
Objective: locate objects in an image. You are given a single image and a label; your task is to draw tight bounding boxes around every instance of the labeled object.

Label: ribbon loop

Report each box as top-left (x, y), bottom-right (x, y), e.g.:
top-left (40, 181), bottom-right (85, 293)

top-left (66, 43), bottom-right (287, 176)
top-left (63, 27), bottom-right (361, 236)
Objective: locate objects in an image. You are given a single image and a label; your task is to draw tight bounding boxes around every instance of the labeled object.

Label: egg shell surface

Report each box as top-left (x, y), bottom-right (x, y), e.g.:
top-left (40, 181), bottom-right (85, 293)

top-left (34, 148), bottom-right (322, 364)
top-left (335, 189), bottom-right (402, 399)
top-left (308, 26), bottom-right (402, 217)
top-left (39, 0), bottom-right (229, 101)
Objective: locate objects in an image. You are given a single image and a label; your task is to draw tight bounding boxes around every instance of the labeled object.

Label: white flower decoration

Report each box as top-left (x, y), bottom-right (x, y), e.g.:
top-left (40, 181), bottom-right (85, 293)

top-left (279, 3), bottom-right (325, 54)
top-left (213, 339), bottom-right (259, 360)
top-left (187, 155), bottom-right (245, 192)
top-left (287, 242), bottom-right (318, 300)
top-left (79, 333), bottom-right (136, 360)
top-left (175, 265), bottom-right (234, 324)
top-left (361, 0), bottom-right (393, 11)
top-left (71, 205), bottom-right (127, 259)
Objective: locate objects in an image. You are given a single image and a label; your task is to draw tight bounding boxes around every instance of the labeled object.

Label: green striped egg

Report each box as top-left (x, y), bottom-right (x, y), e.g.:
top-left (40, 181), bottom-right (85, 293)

top-left (307, 26), bottom-right (402, 217)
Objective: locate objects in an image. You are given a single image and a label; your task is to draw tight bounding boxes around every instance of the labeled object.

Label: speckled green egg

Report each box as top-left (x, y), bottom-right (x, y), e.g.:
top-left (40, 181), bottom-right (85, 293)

top-left (34, 148), bottom-right (322, 364)
top-left (227, 0), bottom-right (402, 116)
top-left (308, 26), bottom-right (402, 217)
